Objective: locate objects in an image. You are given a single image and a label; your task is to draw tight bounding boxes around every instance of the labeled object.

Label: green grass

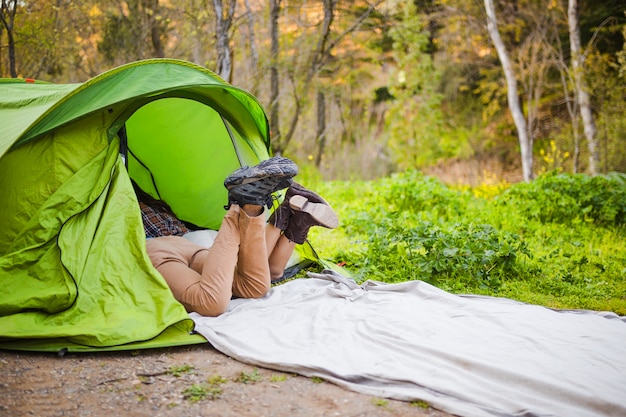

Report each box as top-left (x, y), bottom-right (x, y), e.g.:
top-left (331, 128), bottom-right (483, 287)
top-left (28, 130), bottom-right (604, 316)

top-left (302, 170), bottom-right (626, 315)
top-left (233, 368), bottom-right (263, 384)
top-left (182, 384), bottom-right (222, 402)
top-left (181, 374), bottom-right (227, 403)
top-left (167, 364), bottom-right (195, 377)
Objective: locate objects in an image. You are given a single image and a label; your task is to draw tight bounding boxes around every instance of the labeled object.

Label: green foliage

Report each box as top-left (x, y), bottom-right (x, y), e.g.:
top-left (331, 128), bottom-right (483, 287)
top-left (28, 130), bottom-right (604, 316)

top-left (411, 399), bottom-right (430, 409)
top-left (97, 1), bottom-right (169, 65)
top-left (385, 2), bottom-right (448, 169)
top-left (207, 374), bottom-right (228, 385)
top-left (233, 368), bottom-right (263, 384)
top-left (372, 398), bottom-right (389, 407)
top-left (269, 374), bottom-right (288, 382)
top-left (332, 171), bottom-right (527, 290)
top-left (322, 171), bottom-right (626, 314)
top-left (182, 383), bottom-right (222, 402)
top-left (181, 373), bottom-right (226, 403)
top-left (333, 171), bottom-right (459, 238)
top-left (350, 220), bottom-right (528, 291)
top-left (380, 170), bottom-right (468, 217)
top-left (167, 364), bottom-right (195, 377)
top-left (495, 171), bottom-right (626, 226)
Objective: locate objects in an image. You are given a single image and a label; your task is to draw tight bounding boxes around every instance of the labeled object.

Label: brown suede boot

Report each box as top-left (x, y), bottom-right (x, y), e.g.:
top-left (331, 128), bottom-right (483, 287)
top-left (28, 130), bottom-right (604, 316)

top-left (267, 192), bottom-right (292, 231)
top-left (268, 182), bottom-right (321, 231)
top-left (282, 183), bottom-right (339, 244)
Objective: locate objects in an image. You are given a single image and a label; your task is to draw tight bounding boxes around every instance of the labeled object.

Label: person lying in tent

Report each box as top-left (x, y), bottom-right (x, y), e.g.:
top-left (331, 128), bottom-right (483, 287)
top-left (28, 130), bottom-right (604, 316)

top-left (136, 156), bottom-right (338, 317)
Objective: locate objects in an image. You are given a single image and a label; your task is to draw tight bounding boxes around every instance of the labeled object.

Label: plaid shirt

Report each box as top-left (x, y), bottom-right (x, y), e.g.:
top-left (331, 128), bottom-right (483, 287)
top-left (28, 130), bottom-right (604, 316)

top-left (140, 201), bottom-right (190, 238)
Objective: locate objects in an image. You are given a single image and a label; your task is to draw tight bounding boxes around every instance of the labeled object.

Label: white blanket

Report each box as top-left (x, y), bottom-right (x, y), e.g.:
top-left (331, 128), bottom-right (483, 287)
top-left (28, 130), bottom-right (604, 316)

top-left (191, 271), bottom-right (626, 417)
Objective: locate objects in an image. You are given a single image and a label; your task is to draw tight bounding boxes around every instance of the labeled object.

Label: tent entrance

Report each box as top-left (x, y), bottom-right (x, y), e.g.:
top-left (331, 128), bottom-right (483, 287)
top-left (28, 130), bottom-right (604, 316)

top-left (125, 97), bottom-right (243, 230)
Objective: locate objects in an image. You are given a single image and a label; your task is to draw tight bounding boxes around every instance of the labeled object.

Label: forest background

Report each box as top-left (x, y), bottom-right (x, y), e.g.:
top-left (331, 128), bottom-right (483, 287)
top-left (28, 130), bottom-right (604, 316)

top-left (1, 0), bottom-right (625, 183)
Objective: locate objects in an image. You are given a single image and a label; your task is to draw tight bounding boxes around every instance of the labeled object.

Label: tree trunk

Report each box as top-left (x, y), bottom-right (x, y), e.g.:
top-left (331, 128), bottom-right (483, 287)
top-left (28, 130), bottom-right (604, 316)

top-left (568, 0), bottom-right (599, 175)
top-left (213, 0), bottom-right (235, 82)
top-left (272, 0), bottom-right (376, 156)
top-left (243, 0), bottom-right (259, 95)
top-left (6, 22), bottom-right (15, 77)
top-left (484, 0), bottom-right (533, 181)
top-left (0, 0), bottom-right (18, 77)
top-left (145, 0), bottom-right (164, 58)
top-left (269, 0), bottom-right (281, 153)
top-left (314, 91), bottom-right (326, 167)
top-left (278, 0), bottom-right (334, 156)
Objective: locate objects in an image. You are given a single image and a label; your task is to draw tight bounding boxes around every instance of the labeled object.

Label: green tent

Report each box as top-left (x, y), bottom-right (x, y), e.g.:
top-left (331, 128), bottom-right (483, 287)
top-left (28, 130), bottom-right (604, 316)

top-left (0, 59), bottom-right (318, 352)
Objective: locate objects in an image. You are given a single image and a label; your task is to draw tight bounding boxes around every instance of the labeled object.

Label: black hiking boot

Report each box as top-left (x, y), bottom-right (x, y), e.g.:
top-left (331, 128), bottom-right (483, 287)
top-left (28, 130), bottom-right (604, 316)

top-left (224, 157), bottom-right (299, 209)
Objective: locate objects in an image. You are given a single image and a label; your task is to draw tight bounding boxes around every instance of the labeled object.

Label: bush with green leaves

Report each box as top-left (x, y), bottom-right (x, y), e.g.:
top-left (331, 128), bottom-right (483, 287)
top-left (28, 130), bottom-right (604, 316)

top-left (494, 171), bottom-right (626, 226)
top-left (348, 219), bottom-right (529, 291)
top-left (338, 170), bottom-right (471, 238)
top-left (306, 169), bottom-right (626, 314)
top-left (380, 170), bottom-right (468, 217)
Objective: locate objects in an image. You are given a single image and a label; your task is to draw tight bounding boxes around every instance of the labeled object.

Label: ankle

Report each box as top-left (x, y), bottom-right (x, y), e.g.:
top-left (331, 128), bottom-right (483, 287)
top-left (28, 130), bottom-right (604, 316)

top-left (241, 204), bottom-right (264, 217)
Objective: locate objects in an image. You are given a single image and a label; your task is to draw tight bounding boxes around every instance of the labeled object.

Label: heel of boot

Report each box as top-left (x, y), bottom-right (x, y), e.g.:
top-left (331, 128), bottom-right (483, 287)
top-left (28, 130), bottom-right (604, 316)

top-left (288, 195), bottom-right (308, 211)
top-left (289, 195), bottom-right (338, 229)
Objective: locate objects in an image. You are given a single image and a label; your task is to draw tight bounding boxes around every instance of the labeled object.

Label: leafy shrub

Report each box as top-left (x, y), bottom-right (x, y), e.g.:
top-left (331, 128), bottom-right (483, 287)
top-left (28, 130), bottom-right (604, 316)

top-left (379, 170), bottom-right (468, 218)
top-left (322, 170), bottom-right (626, 314)
top-left (336, 172), bottom-right (474, 251)
top-left (495, 171), bottom-right (626, 226)
top-left (348, 219), bottom-right (530, 291)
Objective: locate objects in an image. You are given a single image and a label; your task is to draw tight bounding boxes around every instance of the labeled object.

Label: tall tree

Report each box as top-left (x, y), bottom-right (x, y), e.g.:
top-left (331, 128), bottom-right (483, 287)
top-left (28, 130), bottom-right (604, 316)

top-left (271, 0), bottom-right (381, 157)
top-left (242, 0), bottom-right (259, 94)
top-left (386, 0), bottom-right (443, 170)
top-left (0, 0), bottom-right (17, 77)
top-left (311, 0), bottom-right (336, 166)
top-left (98, 0), bottom-right (168, 65)
top-left (314, 90), bottom-right (327, 167)
top-left (268, 0), bottom-right (282, 153)
top-left (212, 0), bottom-right (235, 81)
top-left (545, 17), bottom-right (582, 173)
top-left (568, 0), bottom-right (598, 175)
top-left (0, 1), bottom-right (72, 80)
top-left (146, 0), bottom-right (165, 57)
top-left (515, 6), bottom-right (560, 172)
top-left (484, 0), bottom-right (533, 181)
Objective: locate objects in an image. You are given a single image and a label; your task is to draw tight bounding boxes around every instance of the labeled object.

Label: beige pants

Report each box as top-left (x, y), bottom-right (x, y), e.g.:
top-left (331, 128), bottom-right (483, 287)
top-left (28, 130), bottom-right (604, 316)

top-left (146, 205), bottom-right (270, 317)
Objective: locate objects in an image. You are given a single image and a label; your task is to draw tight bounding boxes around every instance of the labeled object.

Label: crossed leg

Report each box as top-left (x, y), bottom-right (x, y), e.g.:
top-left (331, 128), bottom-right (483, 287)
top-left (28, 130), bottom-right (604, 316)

top-left (146, 205), bottom-right (295, 316)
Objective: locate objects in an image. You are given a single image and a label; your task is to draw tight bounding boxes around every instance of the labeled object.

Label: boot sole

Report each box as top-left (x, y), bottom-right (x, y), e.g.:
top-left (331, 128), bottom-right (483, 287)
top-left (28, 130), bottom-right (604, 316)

top-left (225, 172), bottom-right (294, 188)
top-left (289, 195), bottom-right (339, 229)
top-left (224, 157), bottom-right (298, 188)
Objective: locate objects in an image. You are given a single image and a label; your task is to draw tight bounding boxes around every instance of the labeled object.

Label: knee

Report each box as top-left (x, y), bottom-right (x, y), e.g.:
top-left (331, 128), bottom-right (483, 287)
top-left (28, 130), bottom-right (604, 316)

top-left (195, 302), bottom-right (229, 317)
top-left (253, 274), bottom-right (272, 298)
top-left (251, 282), bottom-right (271, 299)
top-left (181, 283), bottom-right (232, 317)
top-left (241, 278), bottom-right (271, 300)
top-left (269, 265), bottom-right (285, 281)
top-left (190, 296), bottom-right (230, 317)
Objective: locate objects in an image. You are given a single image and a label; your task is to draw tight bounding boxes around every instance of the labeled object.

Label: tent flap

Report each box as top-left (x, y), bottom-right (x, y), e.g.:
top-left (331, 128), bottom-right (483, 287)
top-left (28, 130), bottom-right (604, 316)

top-left (1, 137), bottom-right (193, 347)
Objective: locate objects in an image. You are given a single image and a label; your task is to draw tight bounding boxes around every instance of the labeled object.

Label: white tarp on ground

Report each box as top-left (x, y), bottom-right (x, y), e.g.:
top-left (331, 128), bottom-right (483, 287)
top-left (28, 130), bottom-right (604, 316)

top-left (190, 271), bottom-right (626, 417)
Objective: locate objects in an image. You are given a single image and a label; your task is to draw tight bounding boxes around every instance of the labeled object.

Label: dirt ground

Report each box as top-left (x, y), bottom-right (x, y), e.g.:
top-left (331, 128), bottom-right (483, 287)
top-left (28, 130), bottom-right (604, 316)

top-left (0, 344), bottom-right (455, 417)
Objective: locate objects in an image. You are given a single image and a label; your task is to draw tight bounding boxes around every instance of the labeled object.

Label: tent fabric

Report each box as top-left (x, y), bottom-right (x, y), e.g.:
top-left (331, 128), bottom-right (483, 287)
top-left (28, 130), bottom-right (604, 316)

top-left (0, 59), bottom-right (313, 351)
top-left (191, 271), bottom-right (626, 417)
top-left (0, 60), bottom-right (269, 153)
top-left (0, 133), bottom-right (194, 347)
